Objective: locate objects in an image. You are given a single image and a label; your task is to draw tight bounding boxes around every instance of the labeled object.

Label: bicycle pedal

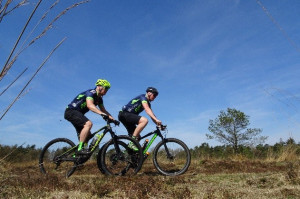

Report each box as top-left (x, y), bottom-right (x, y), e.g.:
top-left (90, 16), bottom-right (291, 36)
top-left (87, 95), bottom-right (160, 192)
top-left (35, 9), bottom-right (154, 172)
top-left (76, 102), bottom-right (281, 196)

top-left (75, 149), bottom-right (91, 155)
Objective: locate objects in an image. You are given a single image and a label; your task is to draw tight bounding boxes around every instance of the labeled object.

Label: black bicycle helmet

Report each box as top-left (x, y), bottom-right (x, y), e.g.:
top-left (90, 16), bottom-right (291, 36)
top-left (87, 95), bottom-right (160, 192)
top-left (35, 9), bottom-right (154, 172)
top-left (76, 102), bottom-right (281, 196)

top-left (146, 87), bottom-right (159, 96)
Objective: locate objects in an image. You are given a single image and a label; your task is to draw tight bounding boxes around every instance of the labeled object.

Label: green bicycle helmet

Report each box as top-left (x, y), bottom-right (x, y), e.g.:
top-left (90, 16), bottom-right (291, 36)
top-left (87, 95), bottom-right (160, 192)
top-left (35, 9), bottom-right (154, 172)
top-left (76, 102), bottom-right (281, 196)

top-left (95, 79), bottom-right (111, 90)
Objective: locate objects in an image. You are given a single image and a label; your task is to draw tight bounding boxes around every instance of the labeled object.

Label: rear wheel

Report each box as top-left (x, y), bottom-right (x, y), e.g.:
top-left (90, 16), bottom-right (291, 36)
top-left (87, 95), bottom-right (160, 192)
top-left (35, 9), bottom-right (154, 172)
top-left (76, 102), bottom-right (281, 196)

top-left (39, 138), bottom-right (78, 178)
top-left (153, 138), bottom-right (191, 176)
top-left (98, 136), bottom-right (143, 176)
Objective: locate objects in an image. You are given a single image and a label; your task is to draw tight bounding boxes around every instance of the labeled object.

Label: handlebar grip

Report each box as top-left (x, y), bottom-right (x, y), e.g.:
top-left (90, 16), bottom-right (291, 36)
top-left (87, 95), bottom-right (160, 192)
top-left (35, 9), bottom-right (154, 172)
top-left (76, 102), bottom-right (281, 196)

top-left (101, 114), bottom-right (120, 126)
top-left (101, 114), bottom-right (109, 120)
top-left (157, 124), bottom-right (167, 130)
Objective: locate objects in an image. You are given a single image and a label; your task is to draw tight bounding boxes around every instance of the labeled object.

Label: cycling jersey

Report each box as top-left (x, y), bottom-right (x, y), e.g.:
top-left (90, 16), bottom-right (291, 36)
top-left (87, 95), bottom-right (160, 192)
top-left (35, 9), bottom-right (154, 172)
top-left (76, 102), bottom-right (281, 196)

top-left (67, 88), bottom-right (103, 114)
top-left (121, 94), bottom-right (151, 114)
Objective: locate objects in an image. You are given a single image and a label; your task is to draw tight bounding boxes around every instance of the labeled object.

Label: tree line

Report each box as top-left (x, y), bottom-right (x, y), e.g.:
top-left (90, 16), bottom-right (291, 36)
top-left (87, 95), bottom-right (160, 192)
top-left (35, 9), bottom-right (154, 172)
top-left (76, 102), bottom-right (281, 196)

top-left (190, 137), bottom-right (299, 160)
top-left (1, 107), bottom-right (298, 162)
top-left (0, 137), bottom-right (299, 163)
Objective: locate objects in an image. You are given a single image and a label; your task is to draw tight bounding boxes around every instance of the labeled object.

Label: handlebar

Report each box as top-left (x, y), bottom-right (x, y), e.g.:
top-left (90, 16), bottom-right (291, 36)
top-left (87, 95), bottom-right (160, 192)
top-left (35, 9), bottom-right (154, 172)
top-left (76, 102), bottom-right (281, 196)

top-left (101, 114), bottom-right (120, 126)
top-left (157, 124), bottom-right (167, 131)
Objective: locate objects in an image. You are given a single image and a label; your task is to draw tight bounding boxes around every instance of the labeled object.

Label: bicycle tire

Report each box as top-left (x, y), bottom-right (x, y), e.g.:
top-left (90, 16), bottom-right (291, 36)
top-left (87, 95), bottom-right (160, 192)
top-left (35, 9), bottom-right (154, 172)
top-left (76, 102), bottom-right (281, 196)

top-left (39, 138), bottom-right (77, 178)
top-left (98, 135), bottom-right (143, 176)
top-left (97, 145), bottom-right (105, 174)
top-left (153, 138), bottom-right (191, 176)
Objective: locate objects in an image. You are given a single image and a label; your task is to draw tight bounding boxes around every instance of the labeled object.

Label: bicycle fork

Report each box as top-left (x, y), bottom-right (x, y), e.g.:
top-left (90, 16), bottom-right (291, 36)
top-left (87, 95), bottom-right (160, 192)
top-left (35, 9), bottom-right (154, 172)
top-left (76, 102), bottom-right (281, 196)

top-left (162, 141), bottom-right (174, 160)
top-left (110, 133), bottom-right (123, 159)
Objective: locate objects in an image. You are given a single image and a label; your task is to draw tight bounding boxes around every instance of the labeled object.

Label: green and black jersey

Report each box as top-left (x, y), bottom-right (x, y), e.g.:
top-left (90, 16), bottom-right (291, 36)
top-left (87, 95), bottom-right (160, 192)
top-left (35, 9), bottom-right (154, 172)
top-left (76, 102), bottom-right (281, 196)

top-left (67, 88), bottom-right (103, 114)
top-left (121, 94), bottom-right (151, 114)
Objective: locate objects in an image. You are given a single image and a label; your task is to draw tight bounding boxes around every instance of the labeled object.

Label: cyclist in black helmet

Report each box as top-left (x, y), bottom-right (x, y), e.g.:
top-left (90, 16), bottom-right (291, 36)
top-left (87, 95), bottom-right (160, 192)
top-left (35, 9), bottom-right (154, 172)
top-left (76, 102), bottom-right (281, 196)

top-left (64, 79), bottom-right (116, 154)
top-left (118, 87), bottom-right (162, 151)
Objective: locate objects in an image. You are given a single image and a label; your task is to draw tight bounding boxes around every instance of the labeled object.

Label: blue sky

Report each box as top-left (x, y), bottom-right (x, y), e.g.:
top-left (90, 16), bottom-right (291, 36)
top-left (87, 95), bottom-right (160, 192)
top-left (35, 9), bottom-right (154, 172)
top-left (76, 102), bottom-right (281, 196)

top-left (1, 0), bottom-right (300, 148)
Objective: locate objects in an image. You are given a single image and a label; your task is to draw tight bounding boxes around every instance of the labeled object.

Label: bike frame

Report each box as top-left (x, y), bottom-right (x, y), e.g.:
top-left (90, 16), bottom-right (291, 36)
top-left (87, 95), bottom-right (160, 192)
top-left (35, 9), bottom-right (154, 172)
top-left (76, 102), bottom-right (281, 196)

top-left (58, 121), bottom-right (121, 162)
top-left (85, 120), bottom-right (121, 155)
top-left (140, 126), bottom-right (172, 158)
top-left (39, 114), bottom-right (146, 177)
top-left (88, 125), bottom-right (109, 152)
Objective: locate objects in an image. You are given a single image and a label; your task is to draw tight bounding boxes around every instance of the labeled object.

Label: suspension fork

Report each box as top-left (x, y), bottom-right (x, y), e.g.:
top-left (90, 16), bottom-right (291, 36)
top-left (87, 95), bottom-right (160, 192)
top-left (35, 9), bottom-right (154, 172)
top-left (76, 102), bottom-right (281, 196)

top-left (162, 138), bottom-right (173, 159)
top-left (157, 131), bottom-right (173, 159)
top-left (109, 129), bottom-right (122, 154)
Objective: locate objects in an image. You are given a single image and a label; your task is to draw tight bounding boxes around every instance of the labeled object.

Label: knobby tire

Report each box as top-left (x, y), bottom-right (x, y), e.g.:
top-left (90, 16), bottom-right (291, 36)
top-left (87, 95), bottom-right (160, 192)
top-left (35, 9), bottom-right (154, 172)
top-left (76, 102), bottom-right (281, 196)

top-left (39, 138), bottom-right (77, 178)
top-left (98, 135), bottom-right (143, 176)
top-left (153, 138), bottom-right (191, 176)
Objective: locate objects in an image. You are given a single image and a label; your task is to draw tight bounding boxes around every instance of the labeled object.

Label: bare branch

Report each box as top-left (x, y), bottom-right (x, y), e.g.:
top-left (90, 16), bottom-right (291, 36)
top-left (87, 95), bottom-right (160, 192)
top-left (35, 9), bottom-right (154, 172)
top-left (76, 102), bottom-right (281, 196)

top-left (0, 0), bottom-right (13, 22)
top-left (0, 0), bottom-right (28, 22)
top-left (0, 67), bottom-right (28, 96)
top-left (29, 0), bottom-right (90, 46)
top-left (18, 0), bottom-right (60, 53)
top-left (0, 38), bottom-right (66, 121)
top-left (1, 0), bottom-right (61, 83)
top-left (0, 0), bottom-right (90, 82)
top-left (256, 0), bottom-right (300, 53)
top-left (0, 0), bottom-right (43, 81)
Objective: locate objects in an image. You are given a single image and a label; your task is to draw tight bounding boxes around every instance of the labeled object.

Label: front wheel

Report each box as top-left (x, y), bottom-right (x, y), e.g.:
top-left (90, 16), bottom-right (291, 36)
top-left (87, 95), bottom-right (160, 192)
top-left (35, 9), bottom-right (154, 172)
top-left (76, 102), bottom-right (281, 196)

top-left (153, 138), bottom-right (191, 176)
top-left (39, 138), bottom-right (77, 178)
top-left (98, 135), bottom-right (143, 176)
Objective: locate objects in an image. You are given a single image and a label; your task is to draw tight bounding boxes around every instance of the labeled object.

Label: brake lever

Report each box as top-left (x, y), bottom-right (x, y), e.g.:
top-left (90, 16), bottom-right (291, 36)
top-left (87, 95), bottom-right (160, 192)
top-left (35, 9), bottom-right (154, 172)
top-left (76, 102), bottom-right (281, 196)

top-left (114, 120), bottom-right (120, 126)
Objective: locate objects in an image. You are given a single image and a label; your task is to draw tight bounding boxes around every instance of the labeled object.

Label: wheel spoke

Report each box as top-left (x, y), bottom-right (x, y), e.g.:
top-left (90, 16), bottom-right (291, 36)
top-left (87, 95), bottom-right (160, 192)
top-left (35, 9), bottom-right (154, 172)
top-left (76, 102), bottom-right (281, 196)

top-left (39, 138), bottom-right (77, 178)
top-left (98, 136), bottom-right (143, 176)
top-left (153, 138), bottom-right (191, 176)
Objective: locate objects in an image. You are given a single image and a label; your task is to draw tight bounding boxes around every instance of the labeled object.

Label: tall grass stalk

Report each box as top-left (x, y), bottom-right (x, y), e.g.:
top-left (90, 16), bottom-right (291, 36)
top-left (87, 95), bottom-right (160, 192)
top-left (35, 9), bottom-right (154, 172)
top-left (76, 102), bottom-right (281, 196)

top-left (277, 145), bottom-right (299, 162)
top-left (0, 38), bottom-right (66, 120)
top-left (267, 144), bottom-right (300, 162)
top-left (0, 0), bottom-right (43, 81)
top-left (0, 0), bottom-right (28, 22)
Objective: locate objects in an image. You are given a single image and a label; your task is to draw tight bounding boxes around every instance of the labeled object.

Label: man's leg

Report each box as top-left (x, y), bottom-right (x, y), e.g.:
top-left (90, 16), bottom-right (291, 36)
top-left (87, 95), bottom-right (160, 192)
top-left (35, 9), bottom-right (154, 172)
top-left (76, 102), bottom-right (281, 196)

top-left (78, 120), bottom-right (92, 151)
top-left (132, 116), bottom-right (148, 137)
top-left (80, 120), bottom-right (93, 143)
top-left (64, 109), bottom-right (92, 152)
top-left (127, 117), bottom-right (148, 151)
top-left (119, 112), bottom-right (145, 151)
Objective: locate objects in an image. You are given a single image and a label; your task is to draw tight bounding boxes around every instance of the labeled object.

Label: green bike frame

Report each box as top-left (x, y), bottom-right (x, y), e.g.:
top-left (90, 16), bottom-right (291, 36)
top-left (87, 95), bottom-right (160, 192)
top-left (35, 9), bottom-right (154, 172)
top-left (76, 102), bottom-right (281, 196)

top-left (143, 133), bottom-right (158, 155)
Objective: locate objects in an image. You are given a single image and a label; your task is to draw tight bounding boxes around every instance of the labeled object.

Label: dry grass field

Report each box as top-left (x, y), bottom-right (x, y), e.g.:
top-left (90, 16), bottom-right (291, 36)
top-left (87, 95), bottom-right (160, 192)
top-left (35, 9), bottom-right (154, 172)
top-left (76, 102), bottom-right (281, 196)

top-left (0, 156), bottom-right (299, 199)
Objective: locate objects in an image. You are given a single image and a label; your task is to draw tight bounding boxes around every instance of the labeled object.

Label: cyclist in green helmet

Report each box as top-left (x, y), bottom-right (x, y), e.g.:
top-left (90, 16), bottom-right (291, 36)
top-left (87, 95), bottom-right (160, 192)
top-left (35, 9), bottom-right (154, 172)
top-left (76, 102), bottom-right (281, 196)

top-left (64, 79), bottom-right (116, 155)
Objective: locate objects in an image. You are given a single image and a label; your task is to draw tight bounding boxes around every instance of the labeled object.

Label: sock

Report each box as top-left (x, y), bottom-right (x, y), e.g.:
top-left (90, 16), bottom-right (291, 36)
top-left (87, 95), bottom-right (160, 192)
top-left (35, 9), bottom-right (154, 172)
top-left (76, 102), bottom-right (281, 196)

top-left (132, 136), bottom-right (137, 140)
top-left (84, 143), bottom-right (88, 149)
top-left (78, 141), bottom-right (84, 151)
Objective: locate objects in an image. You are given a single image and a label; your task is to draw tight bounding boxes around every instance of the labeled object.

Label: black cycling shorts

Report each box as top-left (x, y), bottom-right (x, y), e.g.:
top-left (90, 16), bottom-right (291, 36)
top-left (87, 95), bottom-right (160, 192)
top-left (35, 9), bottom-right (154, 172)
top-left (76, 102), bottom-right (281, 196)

top-left (64, 108), bottom-right (89, 139)
top-left (118, 111), bottom-right (141, 136)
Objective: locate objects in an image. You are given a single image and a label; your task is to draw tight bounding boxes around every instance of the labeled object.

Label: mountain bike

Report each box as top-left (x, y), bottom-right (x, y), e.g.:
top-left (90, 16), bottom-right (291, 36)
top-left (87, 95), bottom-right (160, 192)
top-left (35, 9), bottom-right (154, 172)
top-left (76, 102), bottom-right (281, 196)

top-left (100, 125), bottom-right (191, 176)
top-left (39, 115), bottom-right (143, 178)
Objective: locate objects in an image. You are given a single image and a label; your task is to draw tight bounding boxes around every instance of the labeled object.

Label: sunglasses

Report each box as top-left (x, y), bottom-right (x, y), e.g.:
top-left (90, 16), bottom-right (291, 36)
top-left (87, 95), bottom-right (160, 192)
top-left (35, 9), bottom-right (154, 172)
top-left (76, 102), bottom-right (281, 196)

top-left (98, 85), bottom-right (110, 91)
top-left (152, 92), bottom-right (158, 97)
